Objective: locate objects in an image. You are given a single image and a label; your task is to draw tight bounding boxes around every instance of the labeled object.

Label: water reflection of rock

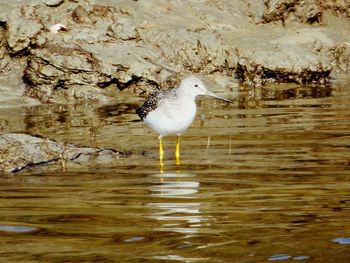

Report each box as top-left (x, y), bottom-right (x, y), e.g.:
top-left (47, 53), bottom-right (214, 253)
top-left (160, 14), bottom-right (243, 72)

top-left (147, 173), bottom-right (207, 236)
top-left (237, 84), bottom-right (334, 109)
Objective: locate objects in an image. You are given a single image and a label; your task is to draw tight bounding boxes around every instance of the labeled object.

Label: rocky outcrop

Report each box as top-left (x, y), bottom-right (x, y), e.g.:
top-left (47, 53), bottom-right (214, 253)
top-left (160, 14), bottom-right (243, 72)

top-left (330, 42), bottom-right (350, 75)
top-left (236, 41), bottom-right (333, 86)
top-left (0, 0), bottom-right (349, 103)
top-left (0, 133), bottom-right (122, 173)
top-left (259, 0), bottom-right (350, 24)
top-left (319, 0), bottom-right (350, 18)
top-left (5, 6), bottom-right (43, 55)
top-left (259, 0), bottom-right (323, 24)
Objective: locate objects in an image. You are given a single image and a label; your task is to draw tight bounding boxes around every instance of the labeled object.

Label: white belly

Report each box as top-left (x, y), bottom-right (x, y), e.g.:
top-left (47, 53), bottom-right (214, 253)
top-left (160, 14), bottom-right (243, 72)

top-left (144, 100), bottom-right (197, 137)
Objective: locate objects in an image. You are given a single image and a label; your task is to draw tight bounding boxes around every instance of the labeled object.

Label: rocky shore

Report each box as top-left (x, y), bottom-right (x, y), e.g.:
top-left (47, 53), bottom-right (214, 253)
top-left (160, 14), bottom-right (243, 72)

top-left (0, 0), bottom-right (350, 172)
top-left (1, 0), bottom-right (350, 102)
top-left (0, 133), bottom-right (123, 173)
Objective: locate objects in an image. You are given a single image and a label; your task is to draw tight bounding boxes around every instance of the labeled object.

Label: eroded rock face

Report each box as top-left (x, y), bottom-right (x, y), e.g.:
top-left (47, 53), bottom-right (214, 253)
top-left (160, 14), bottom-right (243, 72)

top-left (330, 42), bottom-right (350, 75)
top-left (259, 0), bottom-right (350, 24)
top-left (0, 27), bottom-right (10, 73)
top-left (20, 2), bottom-right (166, 102)
top-left (259, 0), bottom-right (322, 24)
top-left (0, 133), bottom-right (122, 173)
top-left (18, 1), bottom-right (241, 101)
top-left (5, 5), bottom-right (43, 55)
top-left (0, 0), bottom-right (349, 103)
top-left (236, 45), bottom-right (332, 86)
top-left (319, 0), bottom-right (350, 18)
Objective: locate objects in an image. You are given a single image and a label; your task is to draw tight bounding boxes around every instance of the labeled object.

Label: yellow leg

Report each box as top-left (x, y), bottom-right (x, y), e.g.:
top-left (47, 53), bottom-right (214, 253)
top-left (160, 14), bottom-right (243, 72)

top-left (175, 135), bottom-right (181, 166)
top-left (159, 136), bottom-right (164, 173)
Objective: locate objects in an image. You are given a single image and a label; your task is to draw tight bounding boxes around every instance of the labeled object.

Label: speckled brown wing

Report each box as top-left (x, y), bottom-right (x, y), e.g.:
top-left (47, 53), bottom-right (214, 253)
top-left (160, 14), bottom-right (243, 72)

top-left (136, 91), bottom-right (161, 121)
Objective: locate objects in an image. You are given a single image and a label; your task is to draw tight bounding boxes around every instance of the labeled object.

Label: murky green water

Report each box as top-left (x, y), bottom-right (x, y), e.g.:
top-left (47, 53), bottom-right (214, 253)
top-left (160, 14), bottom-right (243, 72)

top-left (1, 82), bottom-right (350, 262)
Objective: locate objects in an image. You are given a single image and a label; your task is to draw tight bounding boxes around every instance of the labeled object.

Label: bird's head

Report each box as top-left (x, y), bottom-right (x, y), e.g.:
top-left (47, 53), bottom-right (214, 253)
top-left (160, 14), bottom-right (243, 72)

top-left (179, 75), bottom-right (231, 102)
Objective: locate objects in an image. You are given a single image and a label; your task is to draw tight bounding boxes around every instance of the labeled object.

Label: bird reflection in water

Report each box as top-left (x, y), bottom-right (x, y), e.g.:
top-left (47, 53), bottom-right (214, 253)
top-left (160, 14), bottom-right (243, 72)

top-left (147, 173), bottom-right (208, 236)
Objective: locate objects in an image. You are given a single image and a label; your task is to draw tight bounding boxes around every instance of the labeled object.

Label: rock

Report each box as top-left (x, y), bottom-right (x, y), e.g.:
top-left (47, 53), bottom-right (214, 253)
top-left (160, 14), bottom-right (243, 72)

top-left (259, 0), bottom-right (296, 23)
top-left (0, 35), bottom-right (10, 72)
top-left (22, 1), bottom-right (239, 100)
top-left (91, 4), bottom-right (114, 19)
top-left (106, 17), bottom-right (139, 41)
top-left (0, 0), bottom-right (349, 104)
top-left (0, 79), bottom-right (40, 108)
top-left (5, 6), bottom-right (43, 54)
top-left (330, 42), bottom-right (350, 75)
top-left (319, 0), bottom-right (350, 18)
top-left (71, 5), bottom-right (91, 24)
top-left (23, 37), bottom-right (160, 101)
top-left (236, 46), bottom-right (332, 86)
top-left (296, 0), bottom-right (322, 24)
top-left (234, 25), bottom-right (337, 86)
top-left (0, 133), bottom-right (122, 173)
top-left (259, 0), bottom-right (350, 24)
top-left (259, 0), bottom-right (322, 24)
top-left (0, 2), bottom-right (19, 23)
top-left (25, 43), bottom-right (106, 87)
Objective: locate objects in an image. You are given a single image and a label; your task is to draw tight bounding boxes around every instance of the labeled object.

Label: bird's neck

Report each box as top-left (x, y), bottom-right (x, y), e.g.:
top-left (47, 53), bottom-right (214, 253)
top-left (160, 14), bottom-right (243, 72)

top-left (177, 86), bottom-right (198, 102)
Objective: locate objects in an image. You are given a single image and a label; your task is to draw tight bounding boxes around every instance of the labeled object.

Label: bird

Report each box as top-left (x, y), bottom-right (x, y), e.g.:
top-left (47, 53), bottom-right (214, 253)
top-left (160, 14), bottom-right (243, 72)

top-left (136, 75), bottom-right (230, 170)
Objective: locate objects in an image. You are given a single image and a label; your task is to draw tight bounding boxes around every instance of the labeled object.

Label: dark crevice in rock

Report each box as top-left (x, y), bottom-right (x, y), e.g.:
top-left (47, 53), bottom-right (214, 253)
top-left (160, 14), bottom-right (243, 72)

top-left (236, 62), bottom-right (332, 86)
top-left (115, 76), bottom-right (159, 92)
top-left (53, 79), bottom-right (69, 90)
top-left (11, 156), bottom-right (62, 173)
top-left (305, 13), bottom-right (322, 24)
top-left (97, 77), bottom-right (120, 89)
top-left (8, 47), bottom-right (31, 59)
top-left (118, 76), bottom-right (142, 91)
top-left (22, 74), bottom-right (34, 87)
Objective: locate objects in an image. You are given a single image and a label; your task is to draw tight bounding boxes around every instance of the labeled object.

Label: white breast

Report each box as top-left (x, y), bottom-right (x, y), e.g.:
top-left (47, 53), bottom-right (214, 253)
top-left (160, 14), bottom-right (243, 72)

top-left (144, 98), bottom-right (197, 137)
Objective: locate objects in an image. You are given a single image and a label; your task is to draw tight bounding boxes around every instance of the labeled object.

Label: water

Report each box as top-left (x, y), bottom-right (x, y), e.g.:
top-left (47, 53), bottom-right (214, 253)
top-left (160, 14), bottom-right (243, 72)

top-left (1, 82), bottom-right (350, 262)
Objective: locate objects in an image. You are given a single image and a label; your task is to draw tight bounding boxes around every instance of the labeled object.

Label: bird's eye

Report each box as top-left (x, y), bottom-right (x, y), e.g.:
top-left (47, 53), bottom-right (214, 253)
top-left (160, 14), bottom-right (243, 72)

top-left (194, 84), bottom-right (199, 88)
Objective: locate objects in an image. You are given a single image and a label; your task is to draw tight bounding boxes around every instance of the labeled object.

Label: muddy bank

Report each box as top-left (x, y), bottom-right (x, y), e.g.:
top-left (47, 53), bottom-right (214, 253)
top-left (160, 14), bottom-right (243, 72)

top-left (1, 1), bottom-right (350, 172)
top-left (0, 0), bottom-right (349, 104)
top-left (0, 133), bottom-right (122, 173)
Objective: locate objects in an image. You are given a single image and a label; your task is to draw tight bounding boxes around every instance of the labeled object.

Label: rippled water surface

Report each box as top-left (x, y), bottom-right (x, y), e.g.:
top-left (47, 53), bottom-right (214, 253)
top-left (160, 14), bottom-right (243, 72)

top-left (1, 82), bottom-right (350, 262)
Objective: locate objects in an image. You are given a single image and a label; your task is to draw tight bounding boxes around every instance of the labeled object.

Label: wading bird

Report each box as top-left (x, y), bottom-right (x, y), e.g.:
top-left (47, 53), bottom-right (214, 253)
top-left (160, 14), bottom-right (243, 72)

top-left (137, 75), bottom-right (230, 171)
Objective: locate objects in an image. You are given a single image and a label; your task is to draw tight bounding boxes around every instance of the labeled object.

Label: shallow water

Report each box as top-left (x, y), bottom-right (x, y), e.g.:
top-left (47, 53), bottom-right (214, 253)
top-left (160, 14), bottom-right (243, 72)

top-left (1, 81), bottom-right (350, 262)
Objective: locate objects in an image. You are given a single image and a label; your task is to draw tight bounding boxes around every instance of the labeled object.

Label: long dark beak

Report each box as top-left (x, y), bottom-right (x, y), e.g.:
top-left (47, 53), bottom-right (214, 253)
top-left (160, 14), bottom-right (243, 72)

top-left (205, 90), bottom-right (231, 103)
